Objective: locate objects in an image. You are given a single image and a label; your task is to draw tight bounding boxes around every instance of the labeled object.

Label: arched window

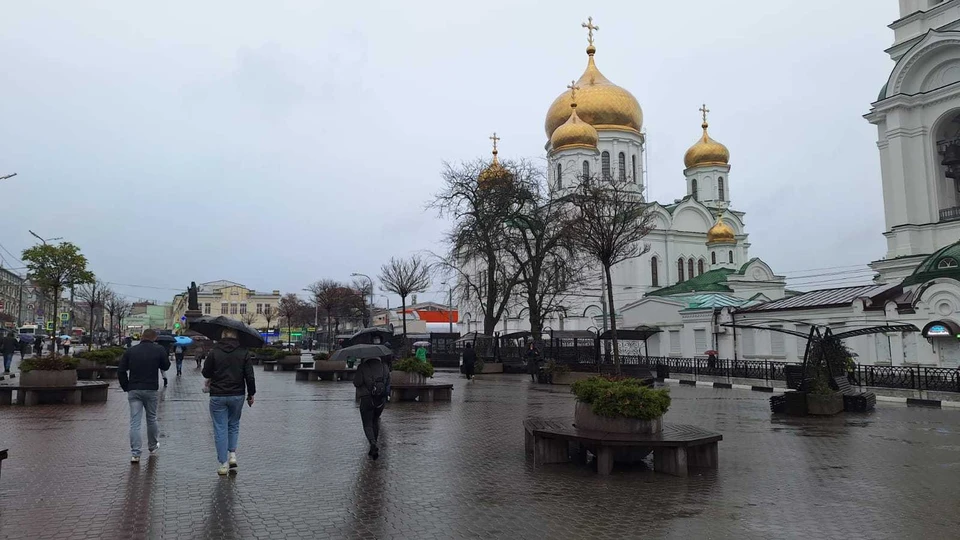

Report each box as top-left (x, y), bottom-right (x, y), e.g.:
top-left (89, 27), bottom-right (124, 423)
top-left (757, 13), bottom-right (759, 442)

top-left (688, 258), bottom-right (695, 280)
top-left (618, 152), bottom-right (626, 181)
top-left (677, 258), bottom-right (685, 282)
top-left (556, 163), bottom-right (562, 188)
top-left (698, 259), bottom-right (705, 276)
top-left (601, 151), bottom-right (611, 179)
top-left (711, 252), bottom-right (717, 264)
top-left (692, 179), bottom-right (698, 201)
top-left (632, 155), bottom-right (637, 182)
top-left (718, 177), bottom-right (725, 201)
top-left (938, 257), bottom-right (959, 269)
top-left (651, 257), bottom-right (659, 287)
top-left (728, 250), bottom-right (734, 263)
top-left (582, 160), bottom-right (590, 178)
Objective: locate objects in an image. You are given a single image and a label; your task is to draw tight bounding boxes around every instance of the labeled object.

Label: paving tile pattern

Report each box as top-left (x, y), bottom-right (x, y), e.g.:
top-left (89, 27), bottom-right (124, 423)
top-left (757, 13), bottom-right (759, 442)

top-left (2, 359), bottom-right (960, 539)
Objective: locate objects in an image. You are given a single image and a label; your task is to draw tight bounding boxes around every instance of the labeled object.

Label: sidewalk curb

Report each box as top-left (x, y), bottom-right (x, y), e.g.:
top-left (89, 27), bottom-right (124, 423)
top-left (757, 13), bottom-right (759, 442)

top-left (660, 378), bottom-right (960, 410)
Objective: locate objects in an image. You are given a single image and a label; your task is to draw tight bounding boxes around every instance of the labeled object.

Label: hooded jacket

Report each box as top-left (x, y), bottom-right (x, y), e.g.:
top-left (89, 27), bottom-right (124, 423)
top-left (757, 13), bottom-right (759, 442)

top-left (1, 335), bottom-right (18, 355)
top-left (353, 357), bottom-right (391, 399)
top-left (202, 340), bottom-right (256, 397)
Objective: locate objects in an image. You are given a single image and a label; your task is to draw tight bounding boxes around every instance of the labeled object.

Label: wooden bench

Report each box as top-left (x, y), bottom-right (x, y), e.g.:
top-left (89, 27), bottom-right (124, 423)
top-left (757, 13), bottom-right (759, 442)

top-left (0, 380), bottom-right (109, 406)
top-left (523, 417), bottom-right (721, 477)
top-left (833, 376), bottom-right (876, 412)
top-left (296, 368), bottom-right (356, 382)
top-left (390, 383), bottom-right (453, 402)
top-left (77, 366), bottom-right (119, 380)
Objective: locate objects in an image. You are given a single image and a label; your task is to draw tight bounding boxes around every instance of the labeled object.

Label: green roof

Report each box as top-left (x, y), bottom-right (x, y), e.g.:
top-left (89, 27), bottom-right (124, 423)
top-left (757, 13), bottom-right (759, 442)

top-left (738, 258), bottom-right (760, 275)
top-left (647, 268), bottom-right (737, 297)
top-left (679, 293), bottom-right (747, 310)
top-left (902, 239), bottom-right (960, 286)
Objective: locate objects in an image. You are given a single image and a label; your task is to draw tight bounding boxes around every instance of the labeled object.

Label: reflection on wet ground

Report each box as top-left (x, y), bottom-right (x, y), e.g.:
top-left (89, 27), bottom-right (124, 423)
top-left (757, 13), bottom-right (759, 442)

top-left (2, 367), bottom-right (959, 539)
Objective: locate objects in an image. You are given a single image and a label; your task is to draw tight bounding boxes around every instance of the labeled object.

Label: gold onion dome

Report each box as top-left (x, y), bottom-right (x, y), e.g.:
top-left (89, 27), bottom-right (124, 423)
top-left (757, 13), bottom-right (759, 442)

top-left (707, 214), bottom-right (736, 244)
top-left (544, 45), bottom-right (643, 138)
top-left (684, 106), bottom-right (730, 169)
top-left (550, 85), bottom-right (599, 152)
top-left (478, 133), bottom-right (512, 188)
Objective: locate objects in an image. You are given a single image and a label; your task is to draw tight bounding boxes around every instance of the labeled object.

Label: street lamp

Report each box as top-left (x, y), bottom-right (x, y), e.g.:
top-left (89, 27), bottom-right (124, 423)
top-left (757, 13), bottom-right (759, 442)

top-left (441, 281), bottom-right (454, 334)
top-left (378, 294), bottom-right (391, 324)
top-left (350, 273), bottom-right (374, 328)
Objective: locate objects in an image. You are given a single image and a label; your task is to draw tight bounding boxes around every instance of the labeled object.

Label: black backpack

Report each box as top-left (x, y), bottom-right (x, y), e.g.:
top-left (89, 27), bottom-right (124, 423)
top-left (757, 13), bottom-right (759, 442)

top-left (368, 359), bottom-right (387, 398)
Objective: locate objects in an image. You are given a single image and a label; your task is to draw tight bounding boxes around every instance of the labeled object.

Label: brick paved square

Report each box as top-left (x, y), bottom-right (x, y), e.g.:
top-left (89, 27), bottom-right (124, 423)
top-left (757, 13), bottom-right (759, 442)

top-left (2, 367), bottom-right (960, 539)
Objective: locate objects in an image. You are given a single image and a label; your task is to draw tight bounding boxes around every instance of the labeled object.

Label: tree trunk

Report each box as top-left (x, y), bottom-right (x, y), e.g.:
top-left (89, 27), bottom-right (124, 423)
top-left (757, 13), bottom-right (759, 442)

top-left (89, 303), bottom-right (96, 350)
top-left (528, 296), bottom-right (543, 347)
top-left (52, 291), bottom-right (59, 355)
top-left (604, 264), bottom-right (621, 376)
top-left (400, 295), bottom-right (408, 339)
top-left (326, 314), bottom-right (331, 350)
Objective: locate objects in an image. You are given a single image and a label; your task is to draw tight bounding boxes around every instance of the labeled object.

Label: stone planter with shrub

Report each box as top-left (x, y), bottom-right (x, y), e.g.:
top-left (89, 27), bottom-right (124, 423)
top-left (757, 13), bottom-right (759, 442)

top-left (392, 357), bottom-right (434, 385)
top-left (570, 376), bottom-right (671, 434)
top-left (806, 392), bottom-right (843, 416)
top-left (19, 356), bottom-right (79, 387)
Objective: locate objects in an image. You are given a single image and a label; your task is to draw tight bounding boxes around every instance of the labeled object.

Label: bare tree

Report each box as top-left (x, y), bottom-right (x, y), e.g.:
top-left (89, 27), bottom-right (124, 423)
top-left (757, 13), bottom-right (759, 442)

top-left (567, 174), bottom-right (656, 374)
top-left (502, 171), bottom-right (584, 343)
top-left (307, 279), bottom-right (363, 348)
top-left (241, 311), bottom-right (258, 326)
top-left (104, 291), bottom-right (132, 340)
top-left (262, 304), bottom-right (277, 333)
top-left (76, 279), bottom-right (109, 348)
top-left (351, 278), bottom-right (373, 328)
top-left (379, 255), bottom-right (432, 339)
top-left (431, 158), bottom-right (533, 335)
top-left (277, 293), bottom-right (304, 345)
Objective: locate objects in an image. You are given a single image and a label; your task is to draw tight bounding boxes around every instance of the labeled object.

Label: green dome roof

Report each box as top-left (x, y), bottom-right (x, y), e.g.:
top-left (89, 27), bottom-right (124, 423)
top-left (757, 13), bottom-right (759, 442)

top-left (902, 240), bottom-right (960, 286)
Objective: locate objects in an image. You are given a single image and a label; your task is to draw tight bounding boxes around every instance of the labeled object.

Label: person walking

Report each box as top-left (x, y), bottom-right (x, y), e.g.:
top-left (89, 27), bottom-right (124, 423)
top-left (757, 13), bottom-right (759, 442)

top-left (173, 344), bottom-right (186, 377)
top-left (62, 336), bottom-right (71, 356)
top-left (462, 342), bottom-right (477, 381)
top-left (353, 355), bottom-right (391, 460)
top-left (415, 345), bottom-right (427, 362)
top-left (33, 336), bottom-right (43, 357)
top-left (2, 332), bottom-right (18, 376)
top-left (525, 342), bottom-right (541, 382)
top-left (118, 329), bottom-right (170, 463)
top-left (202, 328), bottom-right (256, 476)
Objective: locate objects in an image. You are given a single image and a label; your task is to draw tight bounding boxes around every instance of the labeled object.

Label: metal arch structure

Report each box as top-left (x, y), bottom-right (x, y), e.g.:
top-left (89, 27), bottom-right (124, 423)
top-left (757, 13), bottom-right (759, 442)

top-left (721, 322), bottom-right (920, 391)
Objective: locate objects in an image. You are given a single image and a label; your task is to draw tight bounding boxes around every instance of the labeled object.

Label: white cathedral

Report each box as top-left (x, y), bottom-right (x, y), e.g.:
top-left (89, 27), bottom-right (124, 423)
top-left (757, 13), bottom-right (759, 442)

top-left (459, 2), bottom-right (960, 368)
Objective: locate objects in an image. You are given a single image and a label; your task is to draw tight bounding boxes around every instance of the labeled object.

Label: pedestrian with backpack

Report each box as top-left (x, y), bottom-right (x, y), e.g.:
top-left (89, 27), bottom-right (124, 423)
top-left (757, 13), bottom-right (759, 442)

top-left (353, 355), bottom-right (391, 460)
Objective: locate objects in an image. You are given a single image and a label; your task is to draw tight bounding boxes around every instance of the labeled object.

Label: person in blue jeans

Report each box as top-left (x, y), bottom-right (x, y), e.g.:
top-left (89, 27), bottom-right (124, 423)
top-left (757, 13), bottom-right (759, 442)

top-left (118, 329), bottom-right (170, 463)
top-left (202, 328), bottom-right (256, 476)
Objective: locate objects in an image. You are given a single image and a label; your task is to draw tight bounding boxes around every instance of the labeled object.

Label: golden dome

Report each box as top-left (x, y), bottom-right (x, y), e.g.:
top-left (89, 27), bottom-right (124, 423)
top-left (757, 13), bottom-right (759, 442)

top-left (478, 133), bottom-right (512, 188)
top-left (684, 119), bottom-right (730, 169)
top-left (550, 101), bottom-right (599, 152)
top-left (707, 213), bottom-right (736, 244)
top-left (545, 45), bottom-right (643, 139)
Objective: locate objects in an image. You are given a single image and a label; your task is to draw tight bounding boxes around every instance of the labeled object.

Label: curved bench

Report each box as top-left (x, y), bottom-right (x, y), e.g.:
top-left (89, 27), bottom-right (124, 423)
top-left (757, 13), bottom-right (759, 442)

top-left (0, 380), bottom-right (109, 406)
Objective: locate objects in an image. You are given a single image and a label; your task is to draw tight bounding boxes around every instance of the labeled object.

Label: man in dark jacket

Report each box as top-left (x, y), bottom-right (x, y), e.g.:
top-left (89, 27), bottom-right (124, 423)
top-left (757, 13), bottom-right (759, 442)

top-left (202, 329), bottom-right (256, 476)
top-left (2, 332), bottom-right (18, 375)
top-left (462, 342), bottom-right (477, 380)
top-left (118, 329), bottom-right (170, 463)
top-left (353, 355), bottom-right (391, 459)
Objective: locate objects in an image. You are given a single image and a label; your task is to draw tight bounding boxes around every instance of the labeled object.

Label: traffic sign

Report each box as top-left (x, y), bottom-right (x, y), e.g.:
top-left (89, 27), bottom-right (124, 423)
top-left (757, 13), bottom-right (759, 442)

top-left (174, 323), bottom-right (181, 329)
top-left (180, 316), bottom-right (186, 322)
top-left (45, 321), bottom-right (54, 330)
top-left (26, 303), bottom-right (35, 310)
top-left (60, 313), bottom-right (69, 322)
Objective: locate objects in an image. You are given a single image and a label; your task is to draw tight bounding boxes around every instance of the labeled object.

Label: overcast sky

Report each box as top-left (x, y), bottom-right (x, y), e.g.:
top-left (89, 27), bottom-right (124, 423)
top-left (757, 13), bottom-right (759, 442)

top-left (0, 1), bottom-right (900, 305)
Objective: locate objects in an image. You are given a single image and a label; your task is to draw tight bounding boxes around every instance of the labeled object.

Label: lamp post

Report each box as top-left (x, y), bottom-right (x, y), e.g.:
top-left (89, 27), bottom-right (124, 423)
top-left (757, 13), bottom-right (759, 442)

top-left (378, 294), bottom-right (390, 325)
top-left (441, 281), bottom-right (454, 334)
top-left (350, 273), bottom-right (374, 328)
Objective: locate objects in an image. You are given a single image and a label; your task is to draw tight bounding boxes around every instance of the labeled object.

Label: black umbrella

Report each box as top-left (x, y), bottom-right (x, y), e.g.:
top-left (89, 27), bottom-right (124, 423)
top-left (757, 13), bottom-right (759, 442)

top-left (188, 316), bottom-right (265, 348)
top-left (155, 335), bottom-right (177, 344)
top-left (328, 344), bottom-right (393, 362)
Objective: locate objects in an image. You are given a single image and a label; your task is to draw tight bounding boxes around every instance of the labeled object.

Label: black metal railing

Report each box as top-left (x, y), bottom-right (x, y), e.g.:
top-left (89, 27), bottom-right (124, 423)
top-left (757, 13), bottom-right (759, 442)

top-left (940, 206), bottom-right (960, 222)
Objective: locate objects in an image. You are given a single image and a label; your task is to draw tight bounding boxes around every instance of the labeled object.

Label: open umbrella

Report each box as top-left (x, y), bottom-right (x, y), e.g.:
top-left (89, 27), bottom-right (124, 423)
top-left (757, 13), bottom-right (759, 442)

top-left (174, 336), bottom-right (193, 346)
top-left (412, 341), bottom-right (431, 347)
top-left (188, 316), bottom-right (264, 348)
top-left (328, 344), bottom-right (393, 362)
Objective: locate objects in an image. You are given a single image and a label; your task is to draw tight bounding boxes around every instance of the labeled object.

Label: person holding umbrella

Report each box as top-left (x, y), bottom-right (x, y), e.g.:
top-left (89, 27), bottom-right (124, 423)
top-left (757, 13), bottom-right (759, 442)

top-left (350, 346), bottom-right (392, 460)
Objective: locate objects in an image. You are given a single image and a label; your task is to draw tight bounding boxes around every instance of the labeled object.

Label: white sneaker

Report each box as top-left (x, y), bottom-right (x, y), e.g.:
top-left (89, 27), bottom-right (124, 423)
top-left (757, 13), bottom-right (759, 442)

top-left (130, 456), bottom-right (140, 464)
top-left (149, 443), bottom-right (160, 455)
top-left (217, 462), bottom-right (229, 476)
top-left (228, 452), bottom-right (237, 468)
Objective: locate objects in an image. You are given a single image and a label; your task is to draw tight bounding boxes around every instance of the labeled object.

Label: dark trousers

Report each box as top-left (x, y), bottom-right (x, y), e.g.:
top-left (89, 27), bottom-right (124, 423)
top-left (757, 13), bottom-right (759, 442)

top-left (464, 363), bottom-right (475, 380)
top-left (175, 354), bottom-right (184, 374)
top-left (359, 396), bottom-right (385, 446)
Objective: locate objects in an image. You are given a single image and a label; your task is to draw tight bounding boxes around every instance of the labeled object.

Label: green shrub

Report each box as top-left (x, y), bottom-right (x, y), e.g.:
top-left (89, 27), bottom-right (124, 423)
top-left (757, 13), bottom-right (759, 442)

top-left (393, 357), bottom-right (434, 378)
top-left (74, 347), bottom-right (125, 366)
top-left (20, 355), bottom-right (79, 373)
top-left (253, 348), bottom-right (286, 360)
top-left (313, 352), bottom-right (329, 361)
top-left (571, 377), bottom-right (671, 420)
top-left (544, 359), bottom-right (569, 374)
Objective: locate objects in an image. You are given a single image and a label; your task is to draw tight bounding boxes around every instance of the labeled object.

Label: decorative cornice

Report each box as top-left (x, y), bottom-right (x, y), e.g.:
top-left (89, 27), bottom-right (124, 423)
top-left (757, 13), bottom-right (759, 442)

top-left (886, 126), bottom-right (929, 139)
top-left (891, 36), bottom-right (960, 96)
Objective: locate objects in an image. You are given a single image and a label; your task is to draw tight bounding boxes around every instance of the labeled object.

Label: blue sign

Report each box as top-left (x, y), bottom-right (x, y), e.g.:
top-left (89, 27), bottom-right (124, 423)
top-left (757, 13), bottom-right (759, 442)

top-left (180, 316), bottom-right (186, 321)
top-left (927, 324), bottom-right (951, 337)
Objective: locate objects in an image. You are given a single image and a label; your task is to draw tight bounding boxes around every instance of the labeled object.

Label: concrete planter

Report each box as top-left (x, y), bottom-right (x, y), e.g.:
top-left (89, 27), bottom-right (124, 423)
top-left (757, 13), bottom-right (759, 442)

top-left (278, 355), bottom-right (302, 365)
top-left (574, 402), bottom-right (663, 434)
top-left (21, 369), bottom-right (78, 387)
top-left (313, 360), bottom-right (348, 371)
top-left (391, 371), bottom-right (426, 385)
top-left (806, 392), bottom-right (843, 416)
top-left (77, 359), bottom-right (99, 370)
top-left (479, 362), bottom-right (503, 374)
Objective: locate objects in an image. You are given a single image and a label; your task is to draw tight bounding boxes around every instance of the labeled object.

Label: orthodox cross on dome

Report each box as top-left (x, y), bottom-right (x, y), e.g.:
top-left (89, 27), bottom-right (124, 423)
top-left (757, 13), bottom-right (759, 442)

top-left (489, 132), bottom-right (500, 153)
top-left (699, 103), bottom-right (710, 126)
top-left (567, 80), bottom-right (580, 104)
top-left (582, 16), bottom-right (599, 47)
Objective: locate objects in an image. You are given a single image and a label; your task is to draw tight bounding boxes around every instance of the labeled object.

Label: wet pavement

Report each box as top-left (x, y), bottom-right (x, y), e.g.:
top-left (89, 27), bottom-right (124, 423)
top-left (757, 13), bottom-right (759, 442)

top-left (2, 361), bottom-right (960, 539)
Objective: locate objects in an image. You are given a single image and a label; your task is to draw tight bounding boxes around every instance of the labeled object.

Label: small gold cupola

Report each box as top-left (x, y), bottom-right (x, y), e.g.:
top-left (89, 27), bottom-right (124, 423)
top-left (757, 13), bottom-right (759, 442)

top-left (684, 104), bottom-right (730, 169)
